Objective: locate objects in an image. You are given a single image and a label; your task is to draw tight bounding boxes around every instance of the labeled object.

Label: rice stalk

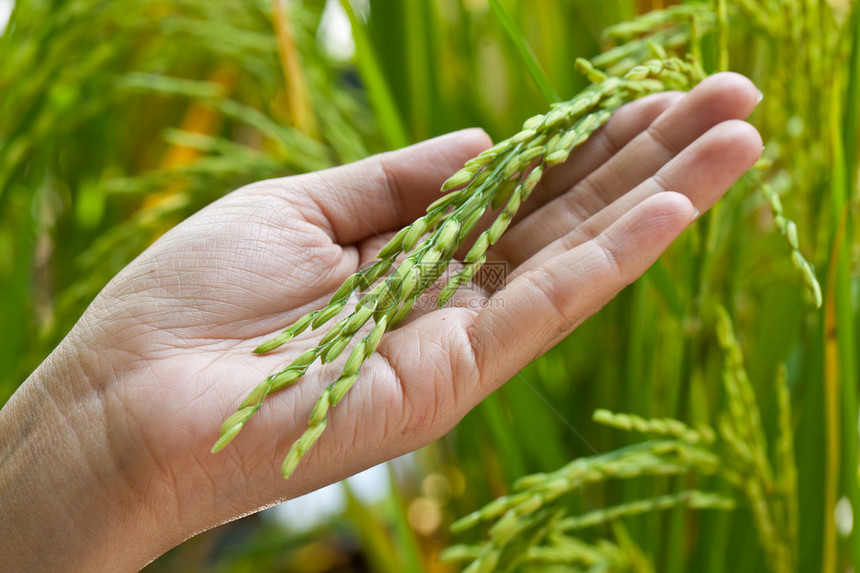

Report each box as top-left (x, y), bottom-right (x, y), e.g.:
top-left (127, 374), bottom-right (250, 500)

top-left (553, 490), bottom-right (735, 532)
top-left (775, 365), bottom-right (799, 559)
top-left (594, 4), bottom-right (714, 76)
top-left (592, 409), bottom-right (716, 445)
top-left (446, 305), bottom-right (802, 573)
top-left (441, 438), bottom-right (725, 572)
top-left (715, 306), bottom-right (796, 573)
top-left (745, 170), bottom-right (823, 307)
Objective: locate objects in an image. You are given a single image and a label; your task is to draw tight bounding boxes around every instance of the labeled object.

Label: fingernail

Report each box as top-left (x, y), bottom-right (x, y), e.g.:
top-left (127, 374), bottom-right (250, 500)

top-left (691, 207), bottom-right (701, 222)
top-left (756, 89), bottom-right (763, 105)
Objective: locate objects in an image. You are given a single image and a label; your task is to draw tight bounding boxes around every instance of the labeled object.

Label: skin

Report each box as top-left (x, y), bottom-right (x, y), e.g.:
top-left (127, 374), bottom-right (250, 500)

top-left (0, 72), bottom-right (762, 572)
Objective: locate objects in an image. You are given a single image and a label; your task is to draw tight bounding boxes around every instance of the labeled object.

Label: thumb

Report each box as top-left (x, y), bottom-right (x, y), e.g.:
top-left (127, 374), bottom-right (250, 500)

top-left (281, 128), bottom-right (493, 244)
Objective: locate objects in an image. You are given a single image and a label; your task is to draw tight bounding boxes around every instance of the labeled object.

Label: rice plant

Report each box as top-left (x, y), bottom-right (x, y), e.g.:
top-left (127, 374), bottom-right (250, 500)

top-left (2, 0), bottom-right (858, 571)
top-left (442, 306), bottom-right (797, 572)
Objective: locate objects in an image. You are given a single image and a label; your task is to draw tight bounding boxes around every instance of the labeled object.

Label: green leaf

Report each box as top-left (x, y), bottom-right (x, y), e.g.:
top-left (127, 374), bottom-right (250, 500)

top-left (489, 0), bottom-right (560, 104)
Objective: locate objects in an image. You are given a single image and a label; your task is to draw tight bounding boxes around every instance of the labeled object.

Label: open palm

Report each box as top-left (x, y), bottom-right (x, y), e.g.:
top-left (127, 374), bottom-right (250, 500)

top-left (76, 72), bottom-right (761, 561)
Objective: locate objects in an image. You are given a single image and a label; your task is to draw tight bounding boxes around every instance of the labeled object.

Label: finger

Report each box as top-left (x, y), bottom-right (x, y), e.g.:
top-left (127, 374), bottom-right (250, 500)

top-left (451, 92), bottom-right (681, 276)
top-left (469, 191), bottom-right (696, 394)
top-left (492, 72), bottom-right (759, 265)
top-left (252, 93), bottom-right (677, 247)
top-left (374, 191), bottom-right (696, 438)
top-left (257, 129), bottom-right (492, 245)
top-left (502, 119), bottom-right (763, 273)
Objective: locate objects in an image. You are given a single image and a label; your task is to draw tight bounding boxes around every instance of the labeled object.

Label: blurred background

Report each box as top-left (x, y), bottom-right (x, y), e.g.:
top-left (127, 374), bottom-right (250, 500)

top-left (1, 0), bottom-right (858, 571)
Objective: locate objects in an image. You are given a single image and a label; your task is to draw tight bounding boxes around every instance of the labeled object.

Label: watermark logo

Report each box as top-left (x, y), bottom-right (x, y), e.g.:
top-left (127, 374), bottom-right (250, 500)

top-left (479, 261), bottom-right (508, 292)
top-left (355, 260), bottom-right (509, 310)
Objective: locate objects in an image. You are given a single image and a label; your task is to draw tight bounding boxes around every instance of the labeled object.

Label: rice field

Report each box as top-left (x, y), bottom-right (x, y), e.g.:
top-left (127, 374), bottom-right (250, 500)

top-left (1, 0), bottom-right (858, 571)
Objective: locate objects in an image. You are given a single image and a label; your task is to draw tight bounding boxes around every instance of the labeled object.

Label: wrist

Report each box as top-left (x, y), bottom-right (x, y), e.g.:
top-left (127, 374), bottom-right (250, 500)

top-left (0, 331), bottom-right (174, 571)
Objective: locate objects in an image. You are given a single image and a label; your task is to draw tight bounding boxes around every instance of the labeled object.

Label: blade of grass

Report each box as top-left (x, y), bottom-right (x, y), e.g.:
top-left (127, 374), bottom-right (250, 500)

top-left (822, 206), bottom-right (845, 573)
top-left (479, 392), bottom-right (528, 487)
top-left (385, 465), bottom-right (426, 573)
top-left (366, 0), bottom-right (407, 122)
top-left (835, 6), bottom-right (860, 566)
top-left (342, 482), bottom-right (404, 573)
top-left (340, 0), bottom-right (409, 149)
top-left (714, 0), bottom-right (728, 71)
top-left (488, 0), bottom-right (560, 104)
top-left (404, 0), bottom-right (430, 140)
top-left (503, 375), bottom-right (569, 471)
top-left (845, 0), bottom-right (860, 201)
top-left (824, 29), bottom-right (860, 565)
top-left (797, 321), bottom-right (827, 572)
top-left (644, 260), bottom-right (685, 320)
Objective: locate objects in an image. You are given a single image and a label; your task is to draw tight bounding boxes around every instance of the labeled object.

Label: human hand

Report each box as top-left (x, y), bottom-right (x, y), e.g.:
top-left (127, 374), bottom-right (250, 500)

top-left (0, 72), bottom-right (762, 571)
